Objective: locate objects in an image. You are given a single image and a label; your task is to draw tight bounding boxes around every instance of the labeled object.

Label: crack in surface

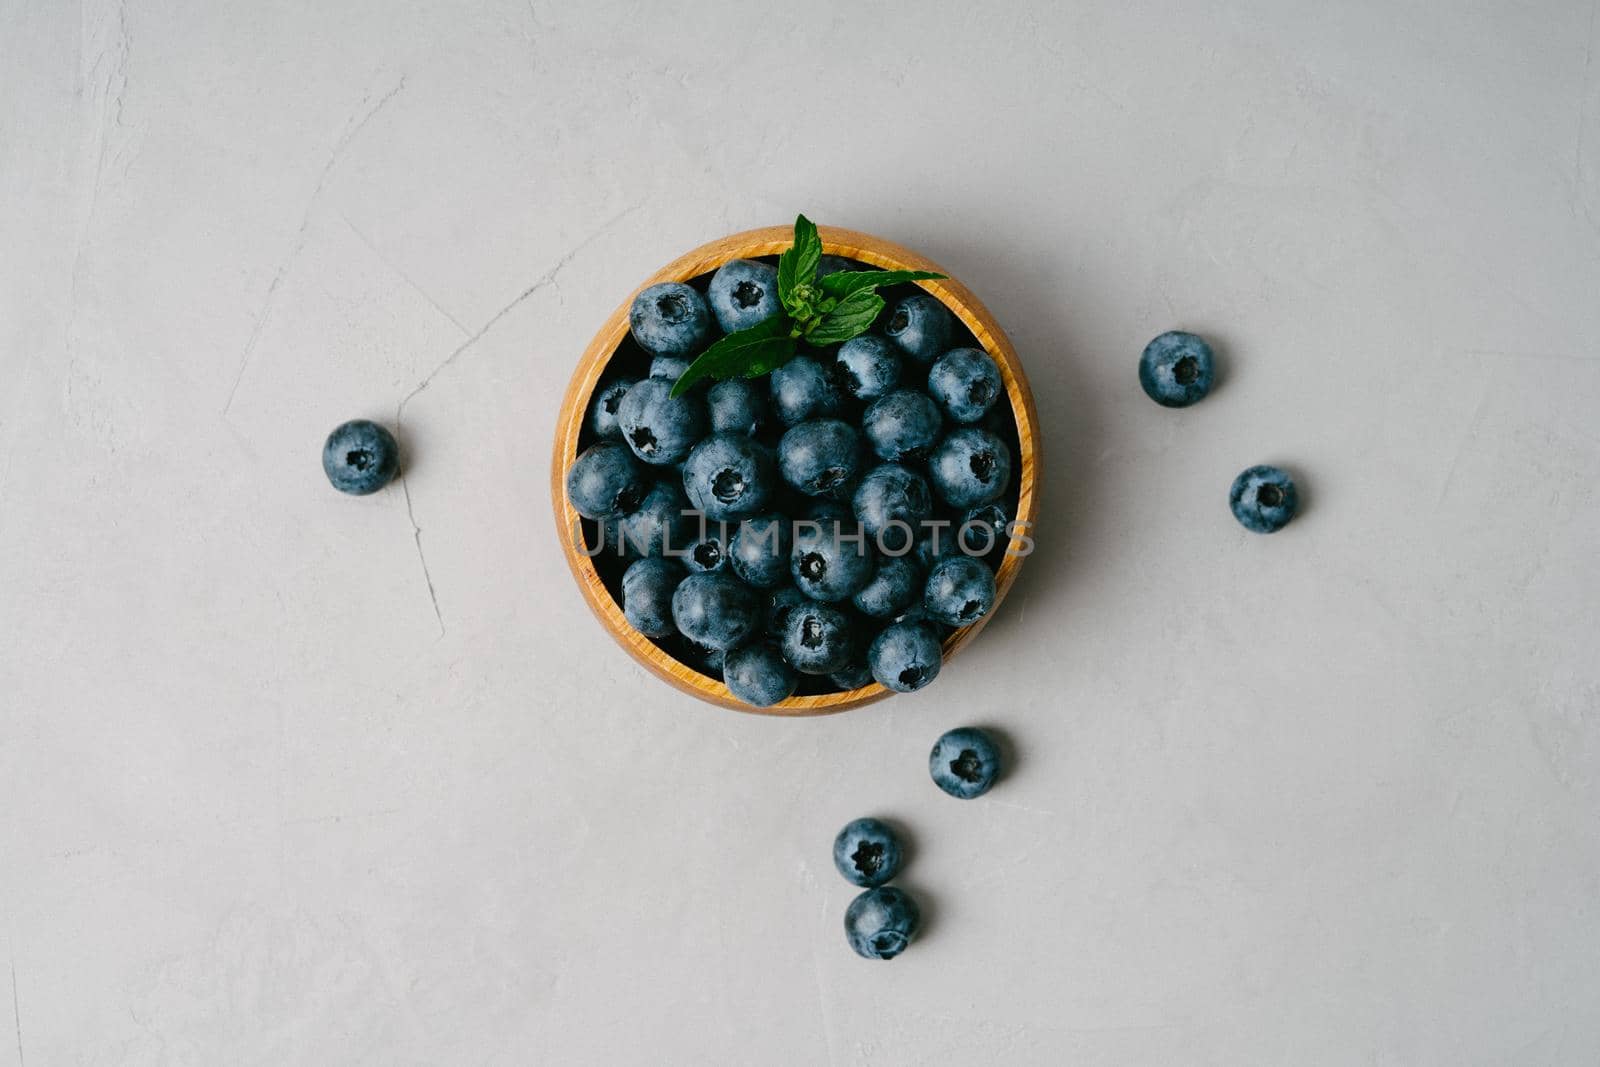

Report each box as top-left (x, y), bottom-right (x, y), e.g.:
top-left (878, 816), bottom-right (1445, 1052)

top-left (221, 75), bottom-right (407, 417)
top-left (11, 962), bottom-right (22, 1067)
top-left (395, 201), bottom-right (645, 636)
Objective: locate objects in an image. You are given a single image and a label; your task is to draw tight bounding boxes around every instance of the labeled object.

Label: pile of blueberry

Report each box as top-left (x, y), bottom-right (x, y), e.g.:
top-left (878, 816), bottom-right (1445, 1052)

top-left (564, 255), bottom-right (1023, 707)
top-left (833, 726), bottom-right (1001, 960)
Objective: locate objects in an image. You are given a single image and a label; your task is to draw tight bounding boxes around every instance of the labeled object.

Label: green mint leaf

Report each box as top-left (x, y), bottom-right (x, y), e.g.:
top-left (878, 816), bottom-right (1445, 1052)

top-left (801, 290), bottom-right (885, 346)
top-left (736, 335), bottom-right (799, 378)
top-left (777, 214), bottom-right (822, 314)
top-left (818, 269), bottom-right (946, 300)
top-left (671, 316), bottom-right (796, 397)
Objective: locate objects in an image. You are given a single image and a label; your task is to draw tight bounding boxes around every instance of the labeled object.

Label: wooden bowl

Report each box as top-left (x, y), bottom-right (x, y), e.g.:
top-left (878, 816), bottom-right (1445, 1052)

top-left (551, 224), bottom-right (1040, 715)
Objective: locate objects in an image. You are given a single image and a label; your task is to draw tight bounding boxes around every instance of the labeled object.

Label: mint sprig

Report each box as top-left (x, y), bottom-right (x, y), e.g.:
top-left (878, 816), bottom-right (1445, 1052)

top-left (669, 215), bottom-right (945, 398)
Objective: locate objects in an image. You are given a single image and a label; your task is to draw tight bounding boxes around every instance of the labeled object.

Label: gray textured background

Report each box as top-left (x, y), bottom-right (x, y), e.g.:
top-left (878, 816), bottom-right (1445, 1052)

top-left (4, 1), bottom-right (1599, 1063)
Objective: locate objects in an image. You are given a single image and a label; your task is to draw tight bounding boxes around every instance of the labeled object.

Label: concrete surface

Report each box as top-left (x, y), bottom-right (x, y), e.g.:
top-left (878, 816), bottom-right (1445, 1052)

top-left (3, 1), bottom-right (1599, 1064)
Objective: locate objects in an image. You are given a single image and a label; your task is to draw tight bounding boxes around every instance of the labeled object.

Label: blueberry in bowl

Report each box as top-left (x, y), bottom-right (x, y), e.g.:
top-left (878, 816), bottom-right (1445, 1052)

top-left (554, 220), bottom-right (1038, 713)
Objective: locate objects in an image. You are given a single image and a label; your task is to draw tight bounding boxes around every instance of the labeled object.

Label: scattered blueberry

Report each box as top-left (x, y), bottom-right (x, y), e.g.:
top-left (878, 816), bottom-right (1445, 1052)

top-left (613, 480), bottom-right (696, 559)
top-left (927, 347), bottom-right (1003, 424)
top-left (771, 356), bottom-right (844, 426)
top-left (781, 601), bottom-right (856, 675)
top-left (852, 555), bottom-right (923, 619)
top-left (884, 293), bottom-right (952, 364)
top-left (323, 419), bottom-right (400, 496)
top-left (629, 282), bottom-right (713, 357)
top-left (671, 572), bottom-right (763, 652)
top-left (844, 886), bottom-right (921, 960)
top-left (1139, 330), bottom-right (1215, 408)
top-left (852, 463), bottom-right (933, 543)
top-left (566, 440), bottom-right (647, 519)
top-left (868, 621), bottom-right (943, 693)
top-left (928, 427), bottom-right (1011, 508)
top-left (778, 419), bottom-right (864, 499)
top-left (728, 514), bottom-right (793, 589)
top-left (589, 379), bottom-right (638, 440)
top-left (791, 519), bottom-right (874, 603)
top-left (1229, 464), bottom-right (1298, 533)
top-left (832, 335), bottom-right (902, 403)
top-left (682, 433), bottom-right (776, 523)
top-left (707, 378), bottom-right (770, 437)
top-left (723, 642), bottom-right (798, 707)
top-left (622, 557), bottom-right (684, 638)
top-left (832, 818), bottom-right (904, 888)
top-left (708, 259), bottom-right (782, 334)
top-left (929, 726), bottom-right (1000, 798)
top-left (923, 556), bottom-right (997, 628)
top-left (617, 377), bottom-right (707, 467)
top-left (862, 389), bottom-right (943, 464)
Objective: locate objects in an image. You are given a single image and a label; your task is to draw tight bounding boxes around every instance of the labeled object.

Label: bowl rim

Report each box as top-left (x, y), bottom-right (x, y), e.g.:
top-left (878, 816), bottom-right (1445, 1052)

top-left (550, 224), bottom-right (1040, 714)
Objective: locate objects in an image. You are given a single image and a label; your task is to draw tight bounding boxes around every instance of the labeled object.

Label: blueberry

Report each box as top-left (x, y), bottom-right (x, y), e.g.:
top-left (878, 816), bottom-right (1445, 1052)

top-left (728, 514), bottom-right (793, 589)
top-left (1229, 464), bottom-right (1298, 533)
top-left (889, 603), bottom-right (953, 639)
top-left (706, 378), bottom-right (770, 437)
top-left (589, 379), bottom-right (638, 440)
top-left (629, 282), bottom-right (713, 357)
top-left (621, 557), bottom-right (684, 638)
top-left (614, 480), bottom-right (696, 558)
top-left (957, 501), bottom-right (1012, 557)
top-left (781, 600), bottom-right (856, 675)
top-left (791, 519), bottom-right (874, 603)
top-left (708, 259), bottom-right (782, 334)
top-left (929, 726), bottom-right (1000, 798)
top-left (832, 818), bottom-right (904, 888)
top-left (723, 642), bottom-right (797, 707)
top-left (671, 572), bottom-right (763, 651)
top-left (817, 254), bottom-right (863, 279)
top-left (829, 659), bottom-right (874, 691)
top-left (923, 556), bottom-right (997, 628)
top-left (1139, 330), bottom-right (1215, 408)
top-left (852, 463), bottom-right (933, 543)
top-left (862, 389), bottom-right (943, 464)
top-left (670, 636), bottom-right (725, 679)
top-left (884, 293), bottom-right (952, 364)
top-left (852, 555), bottom-right (923, 619)
top-left (682, 433), bottom-right (776, 522)
top-left (928, 427), bottom-right (1011, 508)
top-left (910, 524), bottom-right (958, 570)
top-left (771, 356), bottom-right (843, 426)
top-left (323, 419), bottom-right (400, 496)
top-left (683, 528), bottom-right (729, 574)
top-left (778, 419), bottom-right (864, 498)
top-left (928, 347), bottom-right (1003, 425)
top-left (844, 886), bottom-right (921, 960)
top-left (868, 621), bottom-right (943, 693)
top-left (832, 335), bottom-right (902, 403)
top-left (617, 377), bottom-right (707, 467)
top-left (649, 355), bottom-right (691, 382)
top-left (566, 440), bottom-right (648, 519)
top-left (765, 585), bottom-right (810, 639)
top-left (802, 498), bottom-right (853, 526)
